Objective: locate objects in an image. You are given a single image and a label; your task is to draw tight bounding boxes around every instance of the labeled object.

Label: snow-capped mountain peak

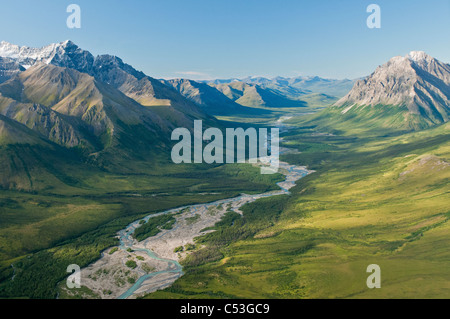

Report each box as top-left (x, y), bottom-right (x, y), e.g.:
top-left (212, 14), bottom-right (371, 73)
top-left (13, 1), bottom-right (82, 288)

top-left (407, 51), bottom-right (432, 63)
top-left (0, 41), bottom-right (60, 64)
top-left (0, 40), bottom-right (95, 73)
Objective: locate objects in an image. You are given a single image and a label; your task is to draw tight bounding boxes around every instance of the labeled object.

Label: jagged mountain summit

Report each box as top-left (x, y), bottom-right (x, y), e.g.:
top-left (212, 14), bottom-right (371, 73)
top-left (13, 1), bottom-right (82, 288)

top-left (203, 75), bottom-right (355, 109)
top-left (0, 39), bottom-right (226, 183)
top-left (0, 57), bottom-right (25, 83)
top-left (0, 40), bottom-right (94, 72)
top-left (0, 41), bottom-right (349, 112)
top-left (0, 40), bottom-right (209, 125)
top-left (0, 40), bottom-right (222, 189)
top-left (334, 51), bottom-right (450, 128)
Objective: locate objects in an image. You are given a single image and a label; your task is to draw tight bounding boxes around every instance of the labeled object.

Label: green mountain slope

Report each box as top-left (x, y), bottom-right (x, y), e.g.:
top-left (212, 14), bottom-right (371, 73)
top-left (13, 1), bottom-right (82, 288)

top-left (92, 55), bottom-right (210, 127)
top-left (0, 40), bottom-right (212, 129)
top-left (0, 63), bottom-right (172, 155)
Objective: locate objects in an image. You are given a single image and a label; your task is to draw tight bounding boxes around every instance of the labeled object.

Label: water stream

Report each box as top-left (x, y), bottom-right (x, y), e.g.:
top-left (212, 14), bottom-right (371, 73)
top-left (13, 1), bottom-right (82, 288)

top-left (112, 116), bottom-right (312, 299)
top-left (116, 160), bottom-right (311, 299)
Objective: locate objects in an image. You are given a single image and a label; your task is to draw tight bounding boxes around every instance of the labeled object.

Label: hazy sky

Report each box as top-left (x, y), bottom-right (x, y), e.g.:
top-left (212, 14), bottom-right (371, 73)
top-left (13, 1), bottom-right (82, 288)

top-left (1, 0), bottom-right (449, 80)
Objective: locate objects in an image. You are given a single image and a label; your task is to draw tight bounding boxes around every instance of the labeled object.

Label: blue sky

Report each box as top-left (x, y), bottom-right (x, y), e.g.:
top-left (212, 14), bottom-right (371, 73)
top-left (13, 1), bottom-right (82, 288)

top-left (1, 0), bottom-right (449, 80)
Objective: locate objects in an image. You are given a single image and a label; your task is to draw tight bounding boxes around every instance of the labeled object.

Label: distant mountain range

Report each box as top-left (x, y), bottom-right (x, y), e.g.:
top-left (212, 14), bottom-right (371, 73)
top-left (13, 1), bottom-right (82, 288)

top-left (0, 41), bottom-right (353, 123)
top-left (161, 78), bottom-right (258, 116)
top-left (1, 41), bottom-right (447, 161)
top-left (209, 81), bottom-right (308, 109)
top-left (163, 76), bottom-right (353, 112)
top-left (204, 76), bottom-right (355, 110)
top-left (211, 76), bottom-right (355, 97)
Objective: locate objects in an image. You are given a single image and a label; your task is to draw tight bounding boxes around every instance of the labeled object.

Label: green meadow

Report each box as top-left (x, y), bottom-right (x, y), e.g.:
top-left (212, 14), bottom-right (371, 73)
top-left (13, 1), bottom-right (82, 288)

top-left (0, 155), bottom-right (283, 298)
top-left (146, 119), bottom-right (449, 299)
top-left (1, 105), bottom-right (448, 299)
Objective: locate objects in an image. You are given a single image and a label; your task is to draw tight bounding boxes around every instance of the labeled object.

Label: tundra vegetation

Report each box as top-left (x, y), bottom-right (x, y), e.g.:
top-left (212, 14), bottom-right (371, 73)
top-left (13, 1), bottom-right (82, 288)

top-left (146, 120), bottom-right (450, 299)
top-left (0, 159), bottom-right (282, 298)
